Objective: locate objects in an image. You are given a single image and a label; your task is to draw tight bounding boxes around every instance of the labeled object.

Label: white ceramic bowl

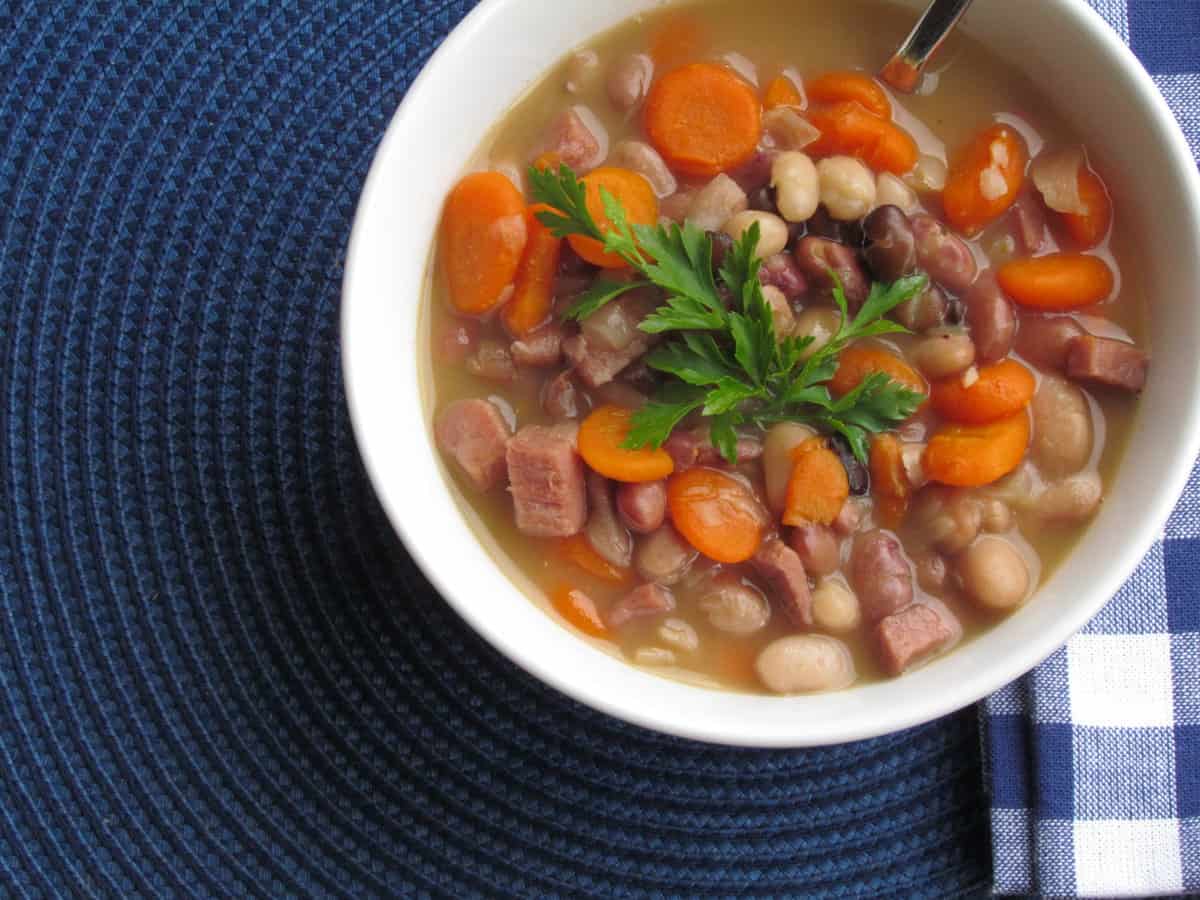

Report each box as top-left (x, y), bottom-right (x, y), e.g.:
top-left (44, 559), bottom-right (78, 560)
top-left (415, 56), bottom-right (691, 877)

top-left (342, 0), bottom-right (1200, 746)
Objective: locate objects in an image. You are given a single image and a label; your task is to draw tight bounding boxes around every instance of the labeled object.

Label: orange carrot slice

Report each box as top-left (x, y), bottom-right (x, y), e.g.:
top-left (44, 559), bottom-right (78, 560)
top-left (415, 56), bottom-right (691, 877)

top-left (997, 253), bottom-right (1115, 310)
top-left (667, 467), bottom-right (767, 563)
top-left (566, 167), bottom-right (659, 269)
top-left (930, 360), bottom-right (1036, 425)
top-left (783, 438), bottom-right (850, 526)
top-left (556, 534), bottom-right (633, 585)
top-left (501, 204), bottom-right (561, 338)
top-left (805, 101), bottom-right (918, 174)
top-left (1060, 166), bottom-right (1113, 249)
top-left (923, 413), bottom-right (1031, 487)
top-left (550, 584), bottom-right (609, 638)
top-left (806, 71), bottom-right (890, 118)
top-left (763, 74), bottom-right (804, 110)
top-left (439, 171), bottom-right (528, 315)
top-left (578, 405), bottom-right (674, 483)
top-left (870, 433), bottom-right (910, 527)
top-left (643, 63), bottom-right (762, 178)
top-left (943, 124), bottom-right (1029, 235)
top-left (830, 346), bottom-right (927, 400)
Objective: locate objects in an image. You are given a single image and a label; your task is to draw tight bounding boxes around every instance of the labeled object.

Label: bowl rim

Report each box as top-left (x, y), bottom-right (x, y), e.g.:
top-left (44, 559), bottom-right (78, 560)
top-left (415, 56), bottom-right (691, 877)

top-left (342, 0), bottom-right (1200, 746)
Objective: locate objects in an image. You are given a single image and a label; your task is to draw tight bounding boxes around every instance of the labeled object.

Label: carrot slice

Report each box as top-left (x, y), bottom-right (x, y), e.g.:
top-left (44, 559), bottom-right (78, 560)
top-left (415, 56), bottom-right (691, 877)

top-left (556, 534), bottom-right (633, 585)
top-left (806, 71), bottom-right (890, 118)
top-left (805, 101), bottom-right (918, 174)
top-left (923, 413), bottom-right (1031, 488)
top-left (666, 467), bottom-right (767, 563)
top-left (439, 171), bottom-right (528, 315)
top-left (1060, 166), bottom-right (1113, 249)
top-left (830, 346), bottom-right (927, 400)
top-left (763, 74), bottom-right (804, 110)
top-left (783, 438), bottom-right (850, 526)
top-left (501, 204), bottom-right (561, 338)
top-left (550, 584), bottom-right (609, 638)
top-left (566, 167), bottom-right (659, 269)
top-left (943, 123), bottom-right (1029, 235)
top-left (578, 405), bottom-right (675, 483)
top-left (649, 12), bottom-right (709, 69)
top-left (997, 253), bottom-right (1115, 310)
top-left (930, 359), bottom-right (1036, 425)
top-left (643, 63), bottom-right (762, 178)
top-left (869, 433), bottom-right (910, 528)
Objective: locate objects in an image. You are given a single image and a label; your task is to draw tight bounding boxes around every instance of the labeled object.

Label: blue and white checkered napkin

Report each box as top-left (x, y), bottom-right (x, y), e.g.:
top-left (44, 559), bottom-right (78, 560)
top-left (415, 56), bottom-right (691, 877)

top-left (982, 3), bottom-right (1200, 895)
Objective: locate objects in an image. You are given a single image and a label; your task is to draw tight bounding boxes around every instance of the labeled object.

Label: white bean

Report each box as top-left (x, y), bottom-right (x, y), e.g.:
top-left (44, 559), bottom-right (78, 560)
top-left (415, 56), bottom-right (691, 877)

top-left (960, 537), bottom-right (1030, 611)
top-left (755, 635), bottom-right (856, 694)
top-left (771, 151), bottom-right (819, 223)
top-left (875, 172), bottom-right (920, 214)
top-left (687, 174), bottom-right (748, 232)
top-left (565, 50), bottom-right (600, 94)
top-left (723, 210), bottom-right (789, 259)
top-left (980, 497), bottom-right (1014, 533)
top-left (634, 647), bottom-right (677, 667)
top-left (812, 578), bottom-right (861, 633)
top-left (817, 156), bottom-right (876, 221)
top-left (763, 422), bottom-right (816, 514)
top-left (761, 285), bottom-right (796, 339)
top-left (658, 618), bottom-right (699, 653)
top-left (909, 154), bottom-right (947, 193)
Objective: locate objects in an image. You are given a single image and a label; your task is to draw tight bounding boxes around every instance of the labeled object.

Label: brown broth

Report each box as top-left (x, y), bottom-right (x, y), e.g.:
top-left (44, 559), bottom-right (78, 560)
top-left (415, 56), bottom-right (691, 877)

top-left (420, 0), bottom-right (1146, 693)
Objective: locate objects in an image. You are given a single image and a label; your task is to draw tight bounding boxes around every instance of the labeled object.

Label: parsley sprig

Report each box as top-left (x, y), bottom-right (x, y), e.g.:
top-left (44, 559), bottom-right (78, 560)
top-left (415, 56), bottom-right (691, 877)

top-left (528, 164), bottom-right (927, 464)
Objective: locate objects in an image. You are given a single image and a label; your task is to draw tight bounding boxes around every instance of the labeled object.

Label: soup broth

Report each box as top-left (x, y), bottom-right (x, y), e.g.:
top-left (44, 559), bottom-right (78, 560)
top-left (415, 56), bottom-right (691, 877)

top-left (422, 0), bottom-right (1147, 693)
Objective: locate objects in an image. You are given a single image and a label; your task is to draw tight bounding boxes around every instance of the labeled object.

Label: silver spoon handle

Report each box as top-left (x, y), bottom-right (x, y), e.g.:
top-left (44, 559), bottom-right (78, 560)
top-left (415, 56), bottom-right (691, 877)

top-left (880, 0), bottom-right (975, 93)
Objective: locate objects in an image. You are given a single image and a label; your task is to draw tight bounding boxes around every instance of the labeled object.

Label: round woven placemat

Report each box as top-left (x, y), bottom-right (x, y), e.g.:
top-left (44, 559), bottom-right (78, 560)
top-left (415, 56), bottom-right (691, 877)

top-left (0, 2), bottom-right (989, 896)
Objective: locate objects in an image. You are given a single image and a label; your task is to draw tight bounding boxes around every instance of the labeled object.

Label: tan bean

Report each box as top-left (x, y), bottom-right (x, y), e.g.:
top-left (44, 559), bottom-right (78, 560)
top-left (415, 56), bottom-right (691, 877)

top-left (762, 285), bottom-right (796, 339)
top-left (792, 307), bottom-right (842, 361)
top-left (699, 578), bottom-right (771, 635)
top-left (755, 635), bottom-right (856, 694)
top-left (875, 172), bottom-right (920, 214)
top-left (910, 328), bottom-right (977, 379)
top-left (1031, 375), bottom-right (1094, 477)
top-left (960, 537), bottom-right (1030, 611)
top-left (812, 579), bottom-right (861, 633)
top-left (1037, 470), bottom-right (1103, 524)
top-left (980, 498), bottom-right (1014, 533)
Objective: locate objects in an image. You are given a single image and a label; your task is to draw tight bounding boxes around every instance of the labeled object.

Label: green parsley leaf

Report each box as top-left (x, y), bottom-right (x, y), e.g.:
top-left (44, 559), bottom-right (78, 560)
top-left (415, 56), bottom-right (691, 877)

top-left (528, 164), bottom-right (932, 463)
top-left (562, 279), bottom-right (651, 321)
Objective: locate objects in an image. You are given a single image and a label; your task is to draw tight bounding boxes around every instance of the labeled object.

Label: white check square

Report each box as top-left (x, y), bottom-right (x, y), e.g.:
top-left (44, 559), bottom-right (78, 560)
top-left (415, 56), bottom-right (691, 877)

top-left (1074, 819), bottom-right (1184, 896)
top-left (1068, 634), bottom-right (1176, 728)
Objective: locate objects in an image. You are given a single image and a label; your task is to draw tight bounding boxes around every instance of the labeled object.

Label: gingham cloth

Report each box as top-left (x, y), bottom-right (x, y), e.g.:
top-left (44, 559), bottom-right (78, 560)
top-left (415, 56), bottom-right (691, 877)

top-left (982, 8), bottom-right (1200, 895)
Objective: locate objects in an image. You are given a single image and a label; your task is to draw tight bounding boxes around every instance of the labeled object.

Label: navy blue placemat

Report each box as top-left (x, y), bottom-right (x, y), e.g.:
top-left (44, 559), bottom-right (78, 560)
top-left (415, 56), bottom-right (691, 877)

top-left (0, 2), bottom-right (993, 896)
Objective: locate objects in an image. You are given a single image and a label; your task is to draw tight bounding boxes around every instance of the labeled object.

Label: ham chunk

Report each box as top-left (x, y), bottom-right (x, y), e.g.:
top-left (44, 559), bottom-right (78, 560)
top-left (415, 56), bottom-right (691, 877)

top-left (752, 538), bottom-right (813, 627)
top-left (562, 332), bottom-right (652, 388)
top-left (541, 107), bottom-right (606, 172)
top-left (506, 424), bottom-right (587, 537)
top-left (434, 399), bottom-right (512, 492)
top-left (511, 323), bottom-right (566, 368)
top-left (608, 583), bottom-right (675, 629)
top-left (1066, 335), bottom-right (1148, 392)
top-left (875, 603), bottom-right (957, 675)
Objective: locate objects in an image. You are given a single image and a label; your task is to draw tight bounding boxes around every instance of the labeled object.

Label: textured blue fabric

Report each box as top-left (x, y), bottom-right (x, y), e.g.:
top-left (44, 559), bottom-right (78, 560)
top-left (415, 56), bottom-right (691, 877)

top-left (982, 2), bottom-right (1200, 895)
top-left (0, 2), bottom-right (992, 897)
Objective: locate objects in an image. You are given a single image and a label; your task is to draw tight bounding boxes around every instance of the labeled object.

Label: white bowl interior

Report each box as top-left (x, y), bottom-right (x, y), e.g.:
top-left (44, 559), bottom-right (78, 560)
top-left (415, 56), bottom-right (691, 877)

top-left (343, 0), bottom-right (1200, 746)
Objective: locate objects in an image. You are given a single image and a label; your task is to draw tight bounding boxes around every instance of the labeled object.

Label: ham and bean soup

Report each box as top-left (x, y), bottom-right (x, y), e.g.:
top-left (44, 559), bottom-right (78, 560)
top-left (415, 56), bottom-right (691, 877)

top-left (424, 0), bottom-right (1148, 694)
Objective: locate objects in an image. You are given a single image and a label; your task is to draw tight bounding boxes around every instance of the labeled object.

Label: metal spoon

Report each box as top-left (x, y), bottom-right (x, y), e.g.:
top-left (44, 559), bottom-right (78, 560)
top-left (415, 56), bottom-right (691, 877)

top-left (880, 0), bottom-right (975, 94)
